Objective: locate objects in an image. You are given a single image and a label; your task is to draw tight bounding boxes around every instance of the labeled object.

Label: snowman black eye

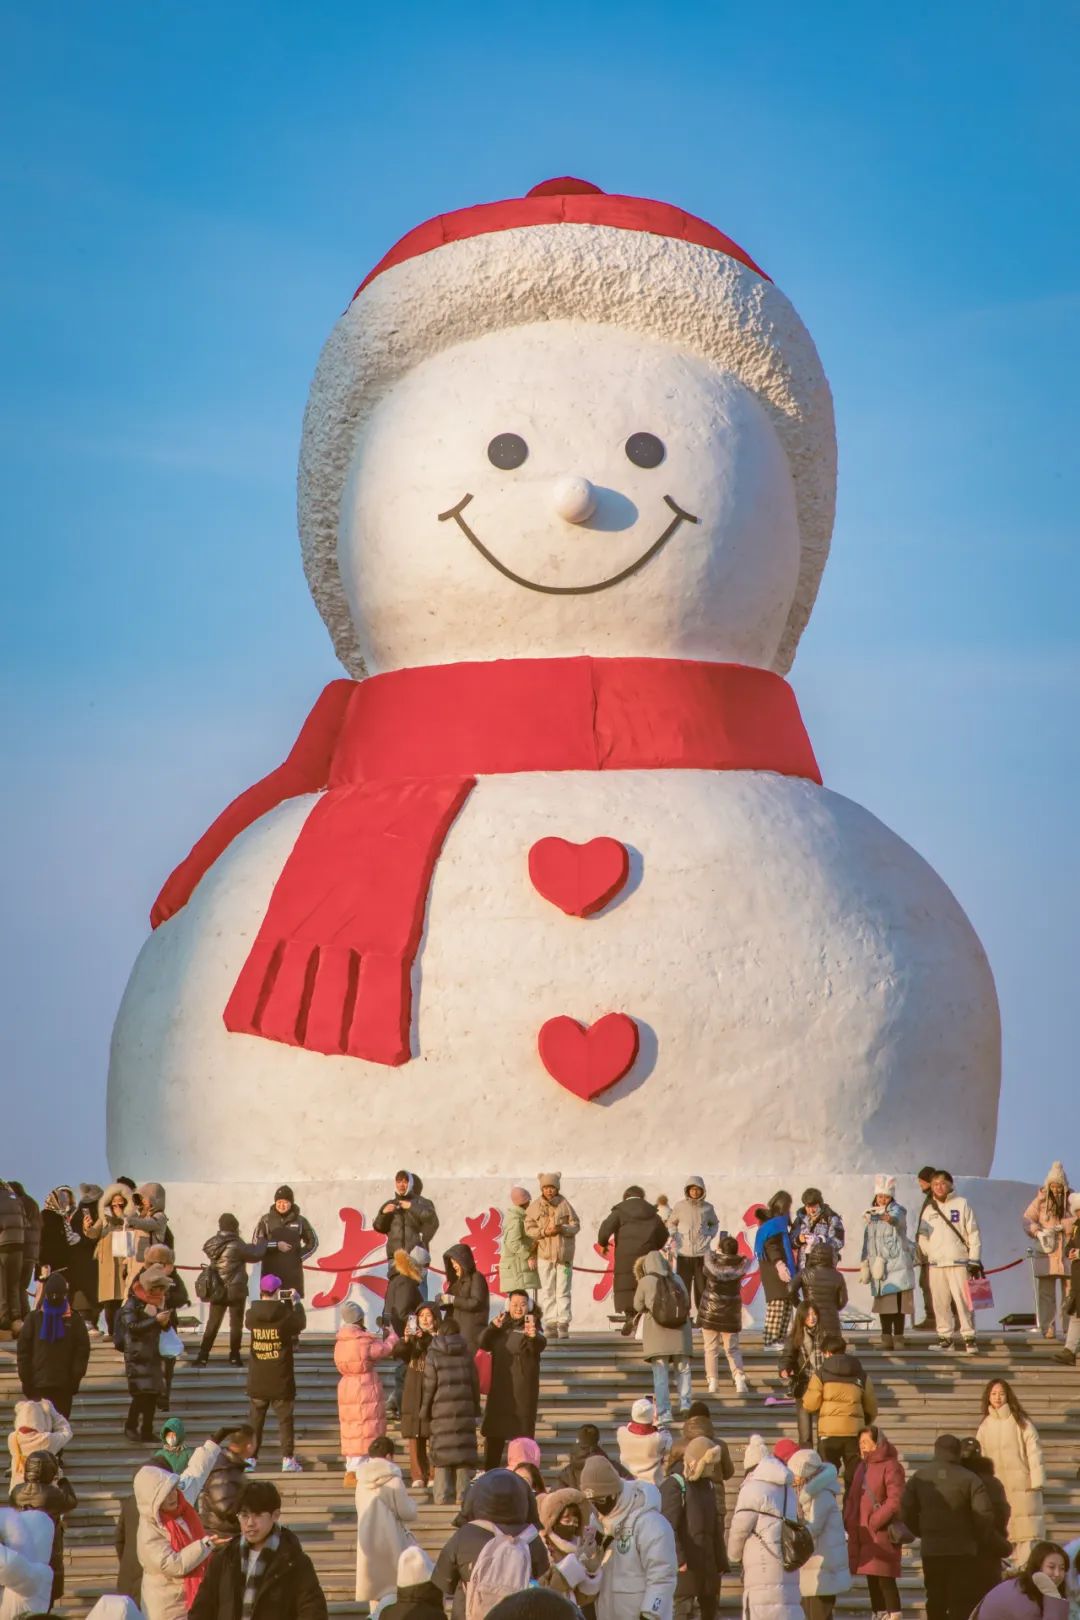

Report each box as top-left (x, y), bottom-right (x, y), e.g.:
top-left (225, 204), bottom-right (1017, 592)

top-left (625, 432), bottom-right (665, 468)
top-left (487, 433), bottom-right (528, 470)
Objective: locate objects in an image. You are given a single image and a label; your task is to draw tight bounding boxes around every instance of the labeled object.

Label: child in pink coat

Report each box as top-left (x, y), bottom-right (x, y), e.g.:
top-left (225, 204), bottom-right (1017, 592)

top-left (335, 1302), bottom-right (398, 1477)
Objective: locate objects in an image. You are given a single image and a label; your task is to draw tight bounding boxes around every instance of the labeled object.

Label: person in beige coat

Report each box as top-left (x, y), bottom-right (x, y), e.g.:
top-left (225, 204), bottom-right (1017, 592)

top-left (525, 1173), bottom-right (580, 1340)
top-left (976, 1378), bottom-right (1046, 1563)
top-left (84, 1184), bottom-right (134, 1338)
top-left (1022, 1163), bottom-right (1073, 1340)
top-left (134, 1440), bottom-right (224, 1620)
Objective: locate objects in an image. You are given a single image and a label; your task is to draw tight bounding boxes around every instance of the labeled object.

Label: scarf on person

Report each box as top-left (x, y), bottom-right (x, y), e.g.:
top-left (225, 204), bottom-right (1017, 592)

top-left (160, 1494), bottom-right (209, 1610)
top-left (151, 657), bottom-right (821, 1068)
top-left (240, 1528), bottom-right (280, 1620)
top-left (44, 1187), bottom-right (80, 1246)
top-left (39, 1301), bottom-right (69, 1343)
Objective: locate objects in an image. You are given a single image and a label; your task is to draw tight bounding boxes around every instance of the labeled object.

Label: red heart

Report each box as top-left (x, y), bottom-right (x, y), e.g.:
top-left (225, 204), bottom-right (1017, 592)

top-left (537, 1013), bottom-right (640, 1101)
top-left (528, 837), bottom-right (630, 918)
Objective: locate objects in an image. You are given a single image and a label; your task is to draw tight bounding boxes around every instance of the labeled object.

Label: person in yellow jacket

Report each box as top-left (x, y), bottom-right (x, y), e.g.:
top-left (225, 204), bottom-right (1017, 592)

top-left (802, 1336), bottom-right (877, 1496)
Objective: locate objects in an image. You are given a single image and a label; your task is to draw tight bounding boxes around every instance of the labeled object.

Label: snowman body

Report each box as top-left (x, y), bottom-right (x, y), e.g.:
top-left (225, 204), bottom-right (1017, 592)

top-left (106, 186), bottom-right (1002, 1193)
top-left (108, 764), bottom-right (998, 1183)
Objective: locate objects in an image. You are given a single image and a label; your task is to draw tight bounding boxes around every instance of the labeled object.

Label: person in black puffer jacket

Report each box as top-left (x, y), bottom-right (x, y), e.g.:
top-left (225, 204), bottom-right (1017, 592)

top-left (198, 1424), bottom-right (259, 1537)
top-left (9, 1448), bottom-right (78, 1600)
top-left (699, 1235), bottom-right (751, 1394)
top-left (373, 1171), bottom-right (440, 1262)
top-left (788, 1241), bottom-right (848, 1343)
top-left (17, 1272), bottom-right (91, 1416)
top-left (196, 1214), bottom-right (272, 1366)
top-left (116, 1263), bottom-right (171, 1441)
top-left (959, 1436), bottom-right (1012, 1603)
top-left (432, 1468), bottom-right (549, 1620)
top-left (660, 1434), bottom-right (728, 1620)
top-left (597, 1187), bottom-right (670, 1332)
top-left (420, 1317), bottom-right (480, 1505)
top-left (439, 1245), bottom-right (490, 1352)
top-left (480, 1293), bottom-right (547, 1469)
top-left (252, 1187), bottom-right (318, 1297)
top-left (246, 1277), bottom-right (306, 1470)
top-left (0, 1179), bottom-right (27, 1335)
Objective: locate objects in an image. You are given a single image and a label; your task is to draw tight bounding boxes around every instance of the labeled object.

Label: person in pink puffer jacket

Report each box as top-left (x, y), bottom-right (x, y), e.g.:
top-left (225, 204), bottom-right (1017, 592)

top-left (334, 1303), bottom-right (398, 1477)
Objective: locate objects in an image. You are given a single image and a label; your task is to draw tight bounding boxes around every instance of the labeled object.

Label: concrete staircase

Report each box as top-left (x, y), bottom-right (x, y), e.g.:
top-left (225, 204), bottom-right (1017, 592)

top-left (3, 1331), bottom-right (1078, 1616)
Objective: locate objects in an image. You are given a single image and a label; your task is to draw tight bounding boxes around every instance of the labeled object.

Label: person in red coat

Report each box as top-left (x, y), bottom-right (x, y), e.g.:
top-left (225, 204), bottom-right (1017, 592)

top-left (843, 1425), bottom-right (907, 1620)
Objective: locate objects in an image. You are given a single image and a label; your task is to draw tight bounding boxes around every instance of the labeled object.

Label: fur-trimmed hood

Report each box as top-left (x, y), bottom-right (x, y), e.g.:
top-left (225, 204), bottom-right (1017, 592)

top-left (394, 1248), bottom-right (425, 1283)
top-left (100, 1182), bottom-right (134, 1217)
top-left (538, 1486), bottom-right (589, 1536)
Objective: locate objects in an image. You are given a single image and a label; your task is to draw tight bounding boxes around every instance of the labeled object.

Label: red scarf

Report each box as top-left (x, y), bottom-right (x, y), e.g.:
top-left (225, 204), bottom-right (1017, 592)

top-left (160, 1495), bottom-right (208, 1610)
top-left (153, 657), bottom-right (820, 1067)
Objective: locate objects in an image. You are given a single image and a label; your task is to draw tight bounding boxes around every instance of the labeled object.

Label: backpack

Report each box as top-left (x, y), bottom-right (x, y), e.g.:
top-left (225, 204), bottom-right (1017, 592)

top-left (464, 1522), bottom-right (536, 1620)
top-left (650, 1271), bottom-right (690, 1330)
top-left (195, 1263), bottom-right (227, 1305)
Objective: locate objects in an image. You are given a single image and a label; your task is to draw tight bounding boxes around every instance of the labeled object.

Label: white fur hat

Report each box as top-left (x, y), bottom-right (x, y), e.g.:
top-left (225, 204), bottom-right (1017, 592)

top-left (743, 1433), bottom-right (768, 1471)
top-left (397, 1545), bottom-right (434, 1587)
top-left (874, 1174), bottom-right (897, 1199)
top-left (299, 176), bottom-right (836, 679)
top-left (631, 1397), bottom-right (656, 1425)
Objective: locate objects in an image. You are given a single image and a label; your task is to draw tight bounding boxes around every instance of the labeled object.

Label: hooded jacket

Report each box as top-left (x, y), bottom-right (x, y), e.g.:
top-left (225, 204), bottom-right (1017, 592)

top-left (441, 1245), bottom-right (490, 1352)
top-left (975, 1405), bottom-right (1046, 1546)
top-left (9, 1454), bottom-right (76, 1601)
top-left (787, 1248), bottom-right (849, 1342)
top-left (727, 1457), bottom-right (803, 1620)
top-left (6, 1401), bottom-right (73, 1486)
top-left (594, 1479), bottom-right (677, 1620)
top-left (479, 1310), bottom-right (547, 1438)
top-left (698, 1250), bottom-right (749, 1335)
top-left (252, 1201), bottom-right (318, 1296)
top-left (372, 1175), bottom-right (439, 1258)
top-left (420, 1331), bottom-right (480, 1468)
top-left (16, 1300), bottom-right (91, 1398)
top-left (197, 1449), bottom-right (250, 1539)
top-left (125, 1184), bottom-right (169, 1264)
top-left (802, 1351), bottom-right (878, 1437)
top-left (843, 1434), bottom-right (906, 1577)
top-left (245, 1298), bottom-right (303, 1401)
top-left (84, 1182), bottom-right (135, 1303)
top-left (134, 1458), bottom-right (218, 1620)
top-left (385, 1249), bottom-right (428, 1336)
top-left (117, 1289), bottom-right (167, 1393)
top-left (432, 1470), bottom-right (548, 1620)
top-left (202, 1227), bottom-right (269, 1303)
top-left (0, 1187), bottom-right (26, 1254)
top-left (334, 1323), bottom-right (398, 1457)
top-left (0, 1505), bottom-right (54, 1620)
top-left (1022, 1163), bottom-right (1072, 1277)
top-left (525, 1190), bottom-right (581, 1265)
top-left (189, 1524), bottom-right (327, 1620)
top-left (792, 1457), bottom-right (850, 1597)
top-left (352, 1455), bottom-right (418, 1603)
top-left (900, 1443), bottom-right (996, 1557)
top-left (860, 1200), bottom-right (916, 1298)
top-left (665, 1181), bottom-right (719, 1259)
top-left (538, 1487), bottom-right (604, 1603)
top-left (598, 1196), bottom-right (670, 1313)
top-left (617, 1420), bottom-right (672, 1486)
top-left (500, 1203), bottom-right (537, 1295)
top-left (633, 1251), bottom-right (691, 1361)
top-left (8, 1188), bottom-right (40, 1269)
top-left (660, 1438), bottom-right (728, 1599)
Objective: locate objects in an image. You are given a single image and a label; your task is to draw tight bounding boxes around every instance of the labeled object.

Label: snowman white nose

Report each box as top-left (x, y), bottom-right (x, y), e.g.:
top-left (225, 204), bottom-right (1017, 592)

top-left (552, 475), bottom-right (597, 524)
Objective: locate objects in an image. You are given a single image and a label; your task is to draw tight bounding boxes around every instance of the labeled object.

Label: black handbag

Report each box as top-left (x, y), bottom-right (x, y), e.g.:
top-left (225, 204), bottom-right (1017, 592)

top-left (755, 1487), bottom-right (815, 1572)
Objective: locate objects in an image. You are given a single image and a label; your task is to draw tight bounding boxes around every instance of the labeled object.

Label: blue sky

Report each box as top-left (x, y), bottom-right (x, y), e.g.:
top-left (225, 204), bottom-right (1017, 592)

top-left (3, 3), bottom-right (1077, 1200)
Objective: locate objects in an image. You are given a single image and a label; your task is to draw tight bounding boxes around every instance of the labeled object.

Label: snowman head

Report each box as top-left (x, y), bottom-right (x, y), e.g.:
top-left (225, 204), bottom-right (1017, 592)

top-left (300, 179), bottom-right (835, 678)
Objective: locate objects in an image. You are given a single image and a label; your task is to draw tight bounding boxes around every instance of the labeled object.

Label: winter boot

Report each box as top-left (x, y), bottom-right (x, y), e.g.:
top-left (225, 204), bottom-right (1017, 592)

top-left (734, 1372), bottom-right (750, 1395)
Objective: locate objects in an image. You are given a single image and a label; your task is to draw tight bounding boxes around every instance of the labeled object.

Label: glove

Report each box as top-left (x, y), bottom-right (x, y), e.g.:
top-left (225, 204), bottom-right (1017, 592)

top-left (1032, 1574), bottom-right (1061, 1598)
top-left (967, 1262), bottom-right (985, 1279)
top-left (211, 1425), bottom-right (234, 1445)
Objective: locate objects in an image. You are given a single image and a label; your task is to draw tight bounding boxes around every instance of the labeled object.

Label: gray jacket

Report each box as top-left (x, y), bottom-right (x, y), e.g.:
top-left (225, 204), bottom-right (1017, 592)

top-left (666, 1181), bottom-right (719, 1258)
top-left (633, 1251), bottom-right (692, 1361)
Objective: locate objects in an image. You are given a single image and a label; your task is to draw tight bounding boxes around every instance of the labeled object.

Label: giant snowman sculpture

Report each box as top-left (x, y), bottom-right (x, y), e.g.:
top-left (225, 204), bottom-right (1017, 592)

top-left (109, 179), bottom-right (1024, 1324)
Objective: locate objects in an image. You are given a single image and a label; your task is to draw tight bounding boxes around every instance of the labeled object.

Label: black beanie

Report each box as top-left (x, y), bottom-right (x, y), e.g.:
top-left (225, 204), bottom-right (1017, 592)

top-left (274, 1185), bottom-right (294, 1203)
top-left (219, 1213), bottom-right (240, 1233)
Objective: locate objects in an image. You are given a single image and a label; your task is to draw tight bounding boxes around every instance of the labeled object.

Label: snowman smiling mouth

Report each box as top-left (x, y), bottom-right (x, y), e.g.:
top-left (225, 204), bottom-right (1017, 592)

top-left (437, 490), bottom-right (700, 595)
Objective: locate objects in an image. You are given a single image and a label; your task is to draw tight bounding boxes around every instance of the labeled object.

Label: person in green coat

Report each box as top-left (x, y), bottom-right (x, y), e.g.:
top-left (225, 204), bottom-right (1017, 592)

top-left (499, 1187), bottom-right (538, 1295)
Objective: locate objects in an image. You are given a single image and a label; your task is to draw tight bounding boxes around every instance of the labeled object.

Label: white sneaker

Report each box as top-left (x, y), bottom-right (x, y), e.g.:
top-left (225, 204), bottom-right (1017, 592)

top-left (707, 1379), bottom-right (719, 1394)
top-left (734, 1374), bottom-right (750, 1395)
top-left (281, 1457), bottom-right (303, 1473)
top-left (964, 1341), bottom-right (978, 1355)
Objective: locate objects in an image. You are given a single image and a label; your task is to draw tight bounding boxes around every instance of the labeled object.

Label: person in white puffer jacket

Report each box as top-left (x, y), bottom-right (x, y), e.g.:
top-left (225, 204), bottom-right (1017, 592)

top-left (788, 1449), bottom-right (851, 1620)
top-left (581, 1455), bottom-right (677, 1620)
top-left (0, 1506), bottom-right (55, 1620)
top-left (916, 1170), bottom-right (983, 1354)
top-left (617, 1398), bottom-right (673, 1486)
top-left (726, 1442), bottom-right (804, 1620)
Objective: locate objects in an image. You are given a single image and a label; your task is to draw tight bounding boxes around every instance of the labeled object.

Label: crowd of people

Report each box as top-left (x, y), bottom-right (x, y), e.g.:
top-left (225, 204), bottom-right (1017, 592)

top-left (0, 1164), bottom-right (1078, 1620)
